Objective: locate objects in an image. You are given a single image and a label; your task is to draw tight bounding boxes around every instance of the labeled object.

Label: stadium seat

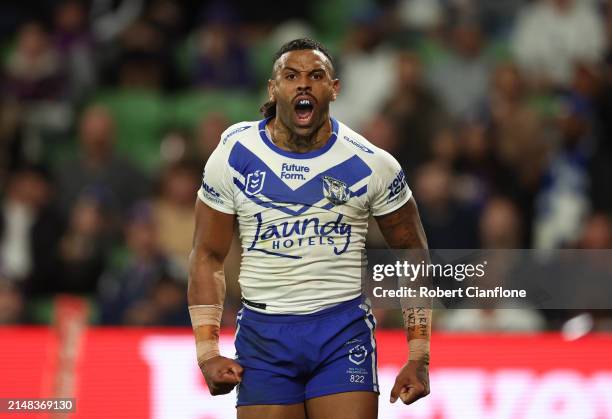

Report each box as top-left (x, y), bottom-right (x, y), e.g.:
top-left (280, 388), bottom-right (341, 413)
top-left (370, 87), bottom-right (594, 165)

top-left (92, 89), bottom-right (168, 171)
top-left (170, 90), bottom-right (261, 129)
top-left (28, 297), bottom-right (55, 324)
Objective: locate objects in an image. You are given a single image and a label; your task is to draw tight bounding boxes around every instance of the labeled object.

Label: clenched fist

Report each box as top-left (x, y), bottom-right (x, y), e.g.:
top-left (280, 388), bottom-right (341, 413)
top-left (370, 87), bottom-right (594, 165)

top-left (200, 355), bottom-right (243, 395)
top-left (390, 360), bottom-right (430, 405)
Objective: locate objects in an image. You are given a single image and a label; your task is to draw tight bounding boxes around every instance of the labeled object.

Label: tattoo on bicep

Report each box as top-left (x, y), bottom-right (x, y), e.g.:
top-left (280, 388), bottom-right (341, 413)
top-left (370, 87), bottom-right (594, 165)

top-left (378, 201), bottom-right (427, 249)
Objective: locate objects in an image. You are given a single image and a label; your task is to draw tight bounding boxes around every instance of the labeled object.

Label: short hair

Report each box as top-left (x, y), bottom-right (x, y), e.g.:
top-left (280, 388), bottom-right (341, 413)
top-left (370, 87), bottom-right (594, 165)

top-left (271, 38), bottom-right (334, 70)
top-left (261, 38), bottom-right (334, 118)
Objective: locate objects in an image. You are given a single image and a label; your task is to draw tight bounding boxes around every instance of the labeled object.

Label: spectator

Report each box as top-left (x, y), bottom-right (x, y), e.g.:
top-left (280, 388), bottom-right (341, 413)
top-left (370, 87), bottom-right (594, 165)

top-left (331, 10), bottom-right (397, 130)
top-left (157, 112), bottom-right (230, 177)
top-left (0, 165), bottom-right (64, 296)
top-left (427, 21), bottom-right (492, 119)
top-left (382, 52), bottom-right (448, 172)
top-left (488, 63), bottom-right (548, 189)
top-left (512, 0), bottom-right (607, 88)
top-left (152, 162), bottom-right (200, 271)
top-left (361, 113), bottom-right (400, 156)
top-left (146, 0), bottom-right (184, 46)
top-left (90, 0), bottom-right (145, 43)
top-left (4, 22), bottom-right (66, 101)
top-left (479, 196), bottom-right (523, 248)
top-left (533, 96), bottom-right (592, 248)
top-left (55, 105), bottom-right (150, 218)
top-left (430, 127), bottom-right (459, 167)
top-left (190, 15), bottom-right (253, 90)
top-left (414, 161), bottom-right (480, 248)
top-left (396, 0), bottom-right (445, 33)
top-left (158, 128), bottom-right (187, 165)
top-left (453, 119), bottom-right (517, 208)
top-left (194, 112), bottom-right (230, 162)
top-left (437, 197), bottom-right (546, 332)
top-left (112, 19), bottom-right (171, 90)
top-left (0, 276), bottom-right (25, 324)
top-left (576, 212), bottom-right (612, 249)
top-left (483, 63), bottom-right (548, 234)
top-left (53, 0), bottom-right (96, 100)
top-left (98, 202), bottom-right (185, 325)
top-left (57, 190), bottom-right (111, 294)
top-left (122, 276), bottom-right (190, 326)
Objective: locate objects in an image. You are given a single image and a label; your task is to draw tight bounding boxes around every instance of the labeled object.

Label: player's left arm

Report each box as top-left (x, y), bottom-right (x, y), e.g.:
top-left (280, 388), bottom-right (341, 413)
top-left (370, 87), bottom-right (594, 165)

top-left (375, 196), bottom-right (431, 405)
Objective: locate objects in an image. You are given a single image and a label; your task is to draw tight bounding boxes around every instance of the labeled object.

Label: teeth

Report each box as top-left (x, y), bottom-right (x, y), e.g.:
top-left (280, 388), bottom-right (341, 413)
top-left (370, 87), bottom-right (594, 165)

top-left (298, 99), bottom-right (311, 106)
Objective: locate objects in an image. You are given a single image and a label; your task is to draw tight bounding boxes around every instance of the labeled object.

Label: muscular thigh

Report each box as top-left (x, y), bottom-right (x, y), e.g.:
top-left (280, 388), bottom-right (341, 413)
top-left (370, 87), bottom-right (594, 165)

top-left (237, 403), bottom-right (306, 419)
top-left (305, 391), bottom-right (378, 419)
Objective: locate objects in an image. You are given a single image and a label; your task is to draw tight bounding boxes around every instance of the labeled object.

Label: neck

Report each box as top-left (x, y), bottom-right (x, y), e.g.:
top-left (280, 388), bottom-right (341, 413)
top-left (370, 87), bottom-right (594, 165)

top-left (268, 117), bottom-right (332, 154)
top-left (84, 149), bottom-right (112, 168)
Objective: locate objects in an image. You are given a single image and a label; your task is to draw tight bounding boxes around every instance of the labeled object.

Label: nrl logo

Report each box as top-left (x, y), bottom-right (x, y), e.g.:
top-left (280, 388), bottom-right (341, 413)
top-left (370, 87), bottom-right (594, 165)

top-left (323, 176), bottom-right (350, 205)
top-left (245, 170), bottom-right (266, 196)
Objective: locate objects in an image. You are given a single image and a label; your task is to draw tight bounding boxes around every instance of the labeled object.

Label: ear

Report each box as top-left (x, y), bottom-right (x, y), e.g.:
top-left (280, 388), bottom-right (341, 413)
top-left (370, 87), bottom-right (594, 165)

top-left (267, 79), bottom-right (276, 102)
top-left (331, 79), bottom-right (340, 102)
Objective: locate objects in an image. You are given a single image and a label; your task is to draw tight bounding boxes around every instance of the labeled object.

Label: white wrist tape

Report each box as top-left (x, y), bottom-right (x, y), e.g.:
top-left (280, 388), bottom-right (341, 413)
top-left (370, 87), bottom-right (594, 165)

top-left (189, 305), bottom-right (223, 364)
top-left (189, 304), bottom-right (223, 327)
top-left (195, 340), bottom-right (221, 365)
top-left (409, 338), bottom-right (430, 363)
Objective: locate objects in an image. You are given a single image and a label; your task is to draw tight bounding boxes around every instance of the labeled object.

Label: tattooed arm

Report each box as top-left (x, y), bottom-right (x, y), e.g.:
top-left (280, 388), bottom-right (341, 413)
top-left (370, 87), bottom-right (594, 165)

top-left (375, 196), bottom-right (432, 405)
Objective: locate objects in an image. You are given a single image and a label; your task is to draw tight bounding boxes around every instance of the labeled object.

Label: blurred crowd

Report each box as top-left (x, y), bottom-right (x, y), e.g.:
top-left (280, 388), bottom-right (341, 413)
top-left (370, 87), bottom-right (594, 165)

top-left (0, 0), bottom-right (611, 331)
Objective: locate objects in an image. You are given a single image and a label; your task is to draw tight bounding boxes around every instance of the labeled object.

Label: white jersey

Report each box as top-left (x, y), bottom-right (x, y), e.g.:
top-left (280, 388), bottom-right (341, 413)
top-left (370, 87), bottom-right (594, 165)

top-left (198, 118), bottom-right (411, 314)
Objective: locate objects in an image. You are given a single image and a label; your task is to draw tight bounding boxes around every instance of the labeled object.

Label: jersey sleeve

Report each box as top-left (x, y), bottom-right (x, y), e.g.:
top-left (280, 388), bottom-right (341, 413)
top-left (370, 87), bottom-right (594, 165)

top-left (197, 143), bottom-right (236, 214)
top-left (369, 150), bottom-right (412, 217)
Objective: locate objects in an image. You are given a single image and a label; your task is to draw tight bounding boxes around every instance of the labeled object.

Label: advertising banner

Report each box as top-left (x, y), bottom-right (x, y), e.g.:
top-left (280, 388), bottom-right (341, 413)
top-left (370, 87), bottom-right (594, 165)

top-left (1, 328), bottom-right (611, 418)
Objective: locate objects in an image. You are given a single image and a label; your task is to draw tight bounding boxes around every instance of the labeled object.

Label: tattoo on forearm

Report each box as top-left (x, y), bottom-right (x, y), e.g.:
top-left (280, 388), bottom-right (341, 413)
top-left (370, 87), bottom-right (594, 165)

top-left (403, 307), bottom-right (431, 340)
top-left (376, 198), bottom-right (432, 358)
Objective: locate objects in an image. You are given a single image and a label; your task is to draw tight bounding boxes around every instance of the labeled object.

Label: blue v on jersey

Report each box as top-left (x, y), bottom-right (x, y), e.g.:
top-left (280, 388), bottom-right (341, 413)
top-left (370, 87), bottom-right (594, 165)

top-left (198, 117), bottom-right (411, 314)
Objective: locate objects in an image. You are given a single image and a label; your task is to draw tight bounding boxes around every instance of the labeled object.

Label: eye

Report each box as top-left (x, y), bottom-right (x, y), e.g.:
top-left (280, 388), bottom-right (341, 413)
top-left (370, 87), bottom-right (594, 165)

top-left (312, 73), bottom-right (323, 80)
top-left (285, 73), bottom-right (296, 80)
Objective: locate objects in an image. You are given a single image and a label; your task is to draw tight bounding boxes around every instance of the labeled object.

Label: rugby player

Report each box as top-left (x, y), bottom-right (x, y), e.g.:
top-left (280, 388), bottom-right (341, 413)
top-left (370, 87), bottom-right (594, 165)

top-left (188, 38), bottom-right (431, 419)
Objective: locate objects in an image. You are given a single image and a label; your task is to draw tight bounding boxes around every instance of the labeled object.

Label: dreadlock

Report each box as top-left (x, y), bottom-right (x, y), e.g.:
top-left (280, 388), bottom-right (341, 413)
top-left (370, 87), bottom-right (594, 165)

top-left (260, 38), bottom-right (334, 118)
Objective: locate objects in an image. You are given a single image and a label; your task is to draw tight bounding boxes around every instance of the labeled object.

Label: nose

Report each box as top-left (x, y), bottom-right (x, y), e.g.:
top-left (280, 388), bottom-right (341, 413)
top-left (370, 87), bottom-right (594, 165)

top-left (296, 74), bottom-right (312, 91)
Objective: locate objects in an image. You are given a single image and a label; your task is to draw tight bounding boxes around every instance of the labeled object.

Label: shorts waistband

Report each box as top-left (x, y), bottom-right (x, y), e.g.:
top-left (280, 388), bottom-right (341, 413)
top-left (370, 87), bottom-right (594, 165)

top-left (239, 296), bottom-right (366, 324)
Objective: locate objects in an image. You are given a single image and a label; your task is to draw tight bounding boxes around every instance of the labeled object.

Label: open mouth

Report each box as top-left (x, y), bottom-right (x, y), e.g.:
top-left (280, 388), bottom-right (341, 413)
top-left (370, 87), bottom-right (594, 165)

top-left (294, 97), bottom-right (315, 125)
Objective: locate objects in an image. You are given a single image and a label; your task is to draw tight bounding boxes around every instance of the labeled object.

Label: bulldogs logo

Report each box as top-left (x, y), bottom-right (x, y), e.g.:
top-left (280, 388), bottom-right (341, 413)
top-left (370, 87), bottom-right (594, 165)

top-left (348, 344), bottom-right (368, 365)
top-left (245, 170), bottom-right (266, 196)
top-left (323, 176), bottom-right (350, 205)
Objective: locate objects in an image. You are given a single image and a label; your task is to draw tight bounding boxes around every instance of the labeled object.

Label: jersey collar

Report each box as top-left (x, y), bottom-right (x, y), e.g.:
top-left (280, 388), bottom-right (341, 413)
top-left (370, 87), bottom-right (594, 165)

top-left (258, 117), bottom-right (339, 159)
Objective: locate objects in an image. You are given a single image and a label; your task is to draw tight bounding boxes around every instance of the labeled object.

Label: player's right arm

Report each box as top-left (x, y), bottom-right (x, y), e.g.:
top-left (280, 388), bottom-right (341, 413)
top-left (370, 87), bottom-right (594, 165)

top-left (188, 131), bottom-right (242, 395)
top-left (188, 200), bottom-right (242, 395)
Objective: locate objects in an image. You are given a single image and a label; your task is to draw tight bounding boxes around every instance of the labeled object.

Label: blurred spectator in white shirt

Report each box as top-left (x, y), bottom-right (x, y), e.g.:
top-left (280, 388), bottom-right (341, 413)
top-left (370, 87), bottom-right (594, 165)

top-left (331, 11), bottom-right (397, 130)
top-left (512, 0), bottom-right (607, 88)
top-left (0, 165), bottom-right (64, 296)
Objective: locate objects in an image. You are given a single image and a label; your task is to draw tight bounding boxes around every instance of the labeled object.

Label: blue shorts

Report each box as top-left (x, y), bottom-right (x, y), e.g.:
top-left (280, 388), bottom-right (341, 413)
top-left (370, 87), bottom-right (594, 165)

top-left (234, 296), bottom-right (379, 406)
